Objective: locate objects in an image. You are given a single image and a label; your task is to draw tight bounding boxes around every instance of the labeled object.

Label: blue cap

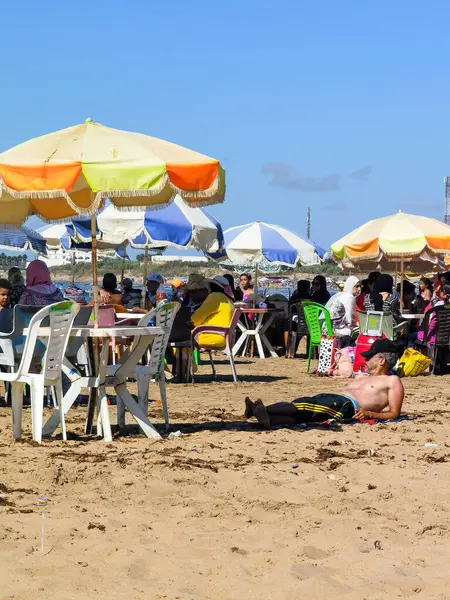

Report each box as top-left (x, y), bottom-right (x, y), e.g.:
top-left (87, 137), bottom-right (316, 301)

top-left (146, 273), bottom-right (164, 284)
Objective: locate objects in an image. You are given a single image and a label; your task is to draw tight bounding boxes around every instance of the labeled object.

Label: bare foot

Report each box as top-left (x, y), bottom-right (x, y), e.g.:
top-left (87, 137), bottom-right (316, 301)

top-left (244, 396), bottom-right (254, 419)
top-left (253, 399), bottom-right (270, 429)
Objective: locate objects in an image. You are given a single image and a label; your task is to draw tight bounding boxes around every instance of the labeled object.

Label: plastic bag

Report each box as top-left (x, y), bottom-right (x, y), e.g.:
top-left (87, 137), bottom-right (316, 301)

top-left (397, 348), bottom-right (431, 377)
top-left (329, 347), bottom-right (355, 378)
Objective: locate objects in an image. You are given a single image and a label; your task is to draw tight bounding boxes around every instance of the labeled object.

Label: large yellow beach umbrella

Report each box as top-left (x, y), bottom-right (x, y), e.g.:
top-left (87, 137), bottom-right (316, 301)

top-left (331, 211), bottom-right (450, 270)
top-left (0, 119), bottom-right (226, 319)
top-left (0, 119), bottom-right (225, 225)
top-left (331, 211), bottom-right (450, 310)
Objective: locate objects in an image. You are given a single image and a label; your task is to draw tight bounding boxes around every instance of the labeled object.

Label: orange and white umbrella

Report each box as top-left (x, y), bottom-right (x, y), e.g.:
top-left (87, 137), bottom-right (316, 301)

top-left (0, 119), bottom-right (225, 226)
top-left (0, 119), bottom-right (226, 321)
top-left (331, 211), bottom-right (450, 270)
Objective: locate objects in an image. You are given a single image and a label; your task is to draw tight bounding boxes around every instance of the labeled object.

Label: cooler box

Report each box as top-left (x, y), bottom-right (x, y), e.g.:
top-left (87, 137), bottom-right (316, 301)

top-left (353, 333), bottom-right (386, 373)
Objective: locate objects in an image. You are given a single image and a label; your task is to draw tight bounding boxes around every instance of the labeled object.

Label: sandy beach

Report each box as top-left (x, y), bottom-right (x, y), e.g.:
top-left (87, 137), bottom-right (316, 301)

top-left (1, 355), bottom-right (449, 600)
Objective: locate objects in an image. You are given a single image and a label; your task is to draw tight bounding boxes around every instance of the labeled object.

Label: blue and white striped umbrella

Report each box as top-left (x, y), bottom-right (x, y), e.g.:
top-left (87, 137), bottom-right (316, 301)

top-left (38, 223), bottom-right (130, 259)
top-left (96, 195), bottom-right (223, 253)
top-left (215, 221), bottom-right (324, 268)
top-left (0, 225), bottom-right (47, 255)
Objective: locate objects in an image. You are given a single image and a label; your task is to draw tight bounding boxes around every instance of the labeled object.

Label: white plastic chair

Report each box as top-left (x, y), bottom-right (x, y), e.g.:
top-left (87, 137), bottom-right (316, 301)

top-left (107, 302), bottom-right (180, 432)
top-left (0, 301), bottom-right (80, 443)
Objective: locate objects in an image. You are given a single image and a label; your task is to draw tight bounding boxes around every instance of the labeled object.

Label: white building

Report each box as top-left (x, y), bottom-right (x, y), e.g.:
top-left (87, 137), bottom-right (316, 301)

top-left (152, 255), bottom-right (207, 263)
top-left (43, 249), bottom-right (93, 268)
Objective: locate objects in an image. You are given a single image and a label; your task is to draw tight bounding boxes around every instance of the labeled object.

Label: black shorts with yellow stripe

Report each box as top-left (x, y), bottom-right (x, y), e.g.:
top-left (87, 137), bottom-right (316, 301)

top-left (291, 394), bottom-right (356, 423)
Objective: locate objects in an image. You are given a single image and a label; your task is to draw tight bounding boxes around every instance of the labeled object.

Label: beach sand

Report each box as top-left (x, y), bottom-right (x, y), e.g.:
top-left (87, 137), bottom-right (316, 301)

top-left (0, 356), bottom-right (449, 599)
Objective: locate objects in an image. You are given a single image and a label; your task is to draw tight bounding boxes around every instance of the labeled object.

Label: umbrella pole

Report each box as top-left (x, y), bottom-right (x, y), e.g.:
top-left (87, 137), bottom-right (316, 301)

top-left (91, 216), bottom-right (99, 326)
top-left (400, 258), bottom-right (404, 313)
top-left (71, 253), bottom-right (75, 286)
top-left (142, 246), bottom-right (149, 308)
top-left (254, 264), bottom-right (258, 308)
top-left (121, 255), bottom-right (125, 285)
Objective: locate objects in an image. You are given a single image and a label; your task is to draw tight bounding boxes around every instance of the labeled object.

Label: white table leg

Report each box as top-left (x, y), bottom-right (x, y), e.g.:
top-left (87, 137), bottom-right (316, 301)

top-left (255, 333), bottom-right (265, 358)
top-left (115, 382), bottom-right (162, 439)
top-left (96, 336), bottom-right (113, 442)
top-left (260, 333), bottom-right (279, 358)
top-left (112, 334), bottom-right (162, 439)
top-left (97, 384), bottom-right (112, 442)
top-left (232, 330), bottom-right (249, 356)
top-left (259, 313), bottom-right (279, 358)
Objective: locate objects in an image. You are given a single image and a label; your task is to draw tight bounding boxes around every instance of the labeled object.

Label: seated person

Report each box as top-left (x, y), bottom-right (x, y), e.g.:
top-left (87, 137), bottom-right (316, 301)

top-left (190, 276), bottom-right (235, 348)
top-left (131, 273), bottom-right (165, 313)
top-left (121, 277), bottom-right (143, 310)
top-left (167, 279), bottom-right (185, 302)
top-left (0, 279), bottom-right (13, 332)
top-left (290, 279), bottom-right (311, 305)
top-left (19, 260), bottom-right (64, 306)
top-left (325, 275), bottom-right (361, 340)
top-left (356, 271), bottom-right (380, 311)
top-left (244, 339), bottom-right (404, 427)
top-left (183, 274), bottom-right (211, 312)
top-left (363, 274), bottom-right (401, 322)
top-left (0, 279), bottom-right (11, 313)
top-left (90, 273), bottom-right (123, 306)
top-left (223, 273), bottom-right (239, 301)
top-left (311, 275), bottom-right (331, 305)
top-left (397, 280), bottom-right (416, 313)
top-left (7, 267), bottom-right (25, 308)
top-left (415, 281), bottom-right (450, 346)
top-left (239, 273), bottom-right (255, 303)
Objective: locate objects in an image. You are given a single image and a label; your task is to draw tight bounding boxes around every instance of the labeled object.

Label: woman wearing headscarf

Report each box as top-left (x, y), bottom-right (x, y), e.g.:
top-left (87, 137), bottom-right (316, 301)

top-left (7, 267), bottom-right (26, 308)
top-left (363, 273), bottom-right (401, 322)
top-left (325, 275), bottom-right (361, 338)
top-left (19, 260), bottom-right (64, 306)
top-left (311, 275), bottom-right (331, 305)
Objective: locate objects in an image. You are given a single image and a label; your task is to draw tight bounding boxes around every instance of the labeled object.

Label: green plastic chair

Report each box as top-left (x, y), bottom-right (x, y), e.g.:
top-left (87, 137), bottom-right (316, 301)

top-left (301, 300), bottom-right (333, 373)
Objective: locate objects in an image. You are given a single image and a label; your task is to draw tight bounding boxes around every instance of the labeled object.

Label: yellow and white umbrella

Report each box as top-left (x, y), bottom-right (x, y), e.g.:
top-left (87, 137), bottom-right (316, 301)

top-left (0, 119), bottom-right (225, 226)
top-left (331, 211), bottom-right (450, 271)
top-left (331, 211), bottom-right (450, 310)
top-left (0, 119), bottom-right (226, 320)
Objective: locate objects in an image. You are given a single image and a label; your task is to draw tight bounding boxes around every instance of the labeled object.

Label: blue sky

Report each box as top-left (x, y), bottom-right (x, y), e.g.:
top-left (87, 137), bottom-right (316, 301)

top-left (2, 0), bottom-right (450, 251)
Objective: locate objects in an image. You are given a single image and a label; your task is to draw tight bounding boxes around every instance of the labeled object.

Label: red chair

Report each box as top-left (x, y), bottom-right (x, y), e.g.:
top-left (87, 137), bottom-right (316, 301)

top-left (189, 310), bottom-right (241, 382)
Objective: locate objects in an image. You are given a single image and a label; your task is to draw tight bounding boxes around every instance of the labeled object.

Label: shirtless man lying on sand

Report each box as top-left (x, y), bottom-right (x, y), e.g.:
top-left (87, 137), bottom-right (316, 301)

top-left (245, 339), bottom-right (405, 428)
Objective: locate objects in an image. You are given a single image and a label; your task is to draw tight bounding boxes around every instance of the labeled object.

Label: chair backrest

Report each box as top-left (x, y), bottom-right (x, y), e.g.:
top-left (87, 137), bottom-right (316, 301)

top-left (66, 305), bottom-right (93, 361)
top-left (357, 310), bottom-right (394, 339)
top-left (289, 302), bottom-right (308, 335)
top-left (301, 301), bottom-right (333, 343)
top-left (424, 305), bottom-right (450, 347)
top-left (87, 304), bottom-right (115, 327)
top-left (17, 301), bottom-right (80, 381)
top-left (147, 302), bottom-right (181, 376)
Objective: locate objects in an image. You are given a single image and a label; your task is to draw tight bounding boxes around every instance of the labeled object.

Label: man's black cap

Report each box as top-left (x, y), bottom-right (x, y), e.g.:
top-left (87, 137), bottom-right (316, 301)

top-left (361, 338), bottom-right (398, 360)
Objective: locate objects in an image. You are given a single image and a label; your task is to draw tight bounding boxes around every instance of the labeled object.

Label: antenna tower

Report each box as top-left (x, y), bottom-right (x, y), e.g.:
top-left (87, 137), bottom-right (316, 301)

top-left (445, 177), bottom-right (450, 224)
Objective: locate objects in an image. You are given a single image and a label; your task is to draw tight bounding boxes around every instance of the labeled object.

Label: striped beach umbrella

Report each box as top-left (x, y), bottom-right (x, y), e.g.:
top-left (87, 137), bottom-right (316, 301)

top-left (219, 221), bottom-right (324, 268)
top-left (97, 196), bottom-right (223, 253)
top-left (0, 225), bottom-right (47, 255)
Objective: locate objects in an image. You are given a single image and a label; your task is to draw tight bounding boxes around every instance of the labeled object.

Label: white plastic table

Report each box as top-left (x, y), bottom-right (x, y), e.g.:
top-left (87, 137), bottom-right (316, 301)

top-left (232, 308), bottom-right (283, 359)
top-left (30, 325), bottom-right (163, 442)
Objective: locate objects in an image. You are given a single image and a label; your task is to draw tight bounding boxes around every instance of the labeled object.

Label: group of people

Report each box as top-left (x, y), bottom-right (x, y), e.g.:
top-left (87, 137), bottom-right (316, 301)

top-left (0, 260), bottom-right (64, 314)
top-left (0, 260), bottom-right (413, 427)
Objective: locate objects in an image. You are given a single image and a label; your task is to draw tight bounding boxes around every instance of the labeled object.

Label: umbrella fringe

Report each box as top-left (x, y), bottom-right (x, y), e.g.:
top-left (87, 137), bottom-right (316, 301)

top-left (0, 169), bottom-right (225, 221)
